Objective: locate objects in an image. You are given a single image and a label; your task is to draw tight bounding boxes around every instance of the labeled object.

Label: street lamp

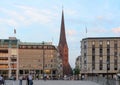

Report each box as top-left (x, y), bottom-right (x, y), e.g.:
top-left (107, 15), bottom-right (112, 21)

top-left (106, 60), bottom-right (109, 85)
top-left (92, 66), bottom-right (93, 81)
top-left (42, 41), bottom-right (45, 80)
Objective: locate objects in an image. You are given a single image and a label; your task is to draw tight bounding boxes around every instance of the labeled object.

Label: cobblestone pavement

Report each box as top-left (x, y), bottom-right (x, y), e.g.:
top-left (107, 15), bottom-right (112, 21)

top-left (4, 80), bottom-right (99, 85)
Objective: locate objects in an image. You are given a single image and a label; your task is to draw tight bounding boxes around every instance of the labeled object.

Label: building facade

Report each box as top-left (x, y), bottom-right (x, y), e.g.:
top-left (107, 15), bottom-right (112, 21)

top-left (19, 42), bottom-right (60, 79)
top-left (75, 56), bottom-right (81, 69)
top-left (81, 37), bottom-right (120, 78)
top-left (0, 37), bottom-right (61, 79)
top-left (0, 37), bottom-right (19, 79)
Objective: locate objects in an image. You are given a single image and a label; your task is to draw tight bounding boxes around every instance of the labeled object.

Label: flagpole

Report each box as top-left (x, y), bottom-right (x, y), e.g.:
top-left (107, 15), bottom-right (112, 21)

top-left (14, 27), bottom-right (16, 37)
top-left (85, 26), bottom-right (87, 38)
top-left (85, 26), bottom-right (88, 78)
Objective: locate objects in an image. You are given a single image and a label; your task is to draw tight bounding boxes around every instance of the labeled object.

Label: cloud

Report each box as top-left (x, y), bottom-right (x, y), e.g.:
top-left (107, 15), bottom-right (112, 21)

top-left (112, 27), bottom-right (120, 33)
top-left (16, 5), bottom-right (53, 23)
top-left (66, 29), bottom-right (79, 43)
top-left (0, 5), bottom-right (56, 27)
top-left (0, 7), bottom-right (26, 26)
top-left (67, 29), bottom-right (77, 36)
top-left (65, 9), bottom-right (78, 16)
top-left (97, 16), bottom-right (104, 20)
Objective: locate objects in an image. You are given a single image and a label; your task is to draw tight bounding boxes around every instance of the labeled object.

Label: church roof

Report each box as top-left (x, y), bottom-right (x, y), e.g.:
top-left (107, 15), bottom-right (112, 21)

top-left (58, 10), bottom-right (68, 47)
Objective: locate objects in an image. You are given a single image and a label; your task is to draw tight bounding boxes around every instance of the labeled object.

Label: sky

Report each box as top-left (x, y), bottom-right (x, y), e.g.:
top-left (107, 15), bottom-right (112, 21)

top-left (1, 0), bottom-right (120, 68)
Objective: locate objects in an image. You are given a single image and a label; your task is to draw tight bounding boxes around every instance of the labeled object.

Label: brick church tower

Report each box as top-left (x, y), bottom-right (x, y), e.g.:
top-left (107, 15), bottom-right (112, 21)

top-left (58, 10), bottom-right (72, 76)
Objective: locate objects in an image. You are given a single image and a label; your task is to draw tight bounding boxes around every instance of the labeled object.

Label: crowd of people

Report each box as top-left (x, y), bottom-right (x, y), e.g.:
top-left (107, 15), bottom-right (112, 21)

top-left (19, 73), bottom-right (33, 85)
top-left (0, 74), bottom-right (33, 85)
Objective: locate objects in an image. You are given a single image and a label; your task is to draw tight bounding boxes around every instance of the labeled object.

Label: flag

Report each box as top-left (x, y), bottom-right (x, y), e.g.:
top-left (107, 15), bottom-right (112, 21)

top-left (86, 26), bottom-right (87, 33)
top-left (14, 28), bottom-right (16, 34)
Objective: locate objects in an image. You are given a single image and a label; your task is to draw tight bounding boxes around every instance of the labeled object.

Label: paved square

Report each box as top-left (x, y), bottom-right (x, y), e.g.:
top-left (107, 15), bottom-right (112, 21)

top-left (5, 80), bottom-right (99, 85)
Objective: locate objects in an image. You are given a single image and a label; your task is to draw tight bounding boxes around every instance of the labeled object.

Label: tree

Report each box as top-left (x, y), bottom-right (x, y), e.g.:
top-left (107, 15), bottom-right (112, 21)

top-left (73, 68), bottom-right (80, 75)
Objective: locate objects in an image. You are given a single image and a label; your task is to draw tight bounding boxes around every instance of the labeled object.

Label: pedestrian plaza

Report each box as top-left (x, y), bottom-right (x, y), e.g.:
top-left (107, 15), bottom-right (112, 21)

top-left (4, 80), bottom-right (99, 85)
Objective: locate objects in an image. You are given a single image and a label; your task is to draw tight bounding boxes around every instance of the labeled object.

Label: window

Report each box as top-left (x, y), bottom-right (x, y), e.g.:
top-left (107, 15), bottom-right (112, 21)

top-left (114, 52), bottom-right (117, 57)
top-left (114, 59), bottom-right (117, 70)
top-left (99, 60), bottom-right (103, 70)
top-left (107, 40), bottom-right (110, 45)
top-left (84, 41), bottom-right (87, 49)
top-left (0, 50), bottom-right (8, 53)
top-left (19, 70), bottom-right (23, 74)
top-left (92, 41), bottom-right (95, 48)
top-left (92, 41), bottom-right (95, 45)
top-left (92, 63), bottom-right (95, 70)
top-left (38, 46), bottom-right (42, 49)
top-left (100, 48), bottom-right (103, 57)
top-left (107, 61), bottom-right (110, 70)
top-left (99, 41), bottom-right (102, 45)
top-left (114, 40), bottom-right (117, 48)
top-left (51, 59), bottom-right (53, 62)
top-left (22, 46), bottom-right (26, 48)
top-left (33, 46), bottom-right (37, 49)
top-left (28, 46), bottom-right (32, 49)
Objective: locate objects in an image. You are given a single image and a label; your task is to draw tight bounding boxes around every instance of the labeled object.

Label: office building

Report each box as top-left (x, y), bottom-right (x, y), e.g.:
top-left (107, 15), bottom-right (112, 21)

top-left (81, 37), bottom-right (120, 78)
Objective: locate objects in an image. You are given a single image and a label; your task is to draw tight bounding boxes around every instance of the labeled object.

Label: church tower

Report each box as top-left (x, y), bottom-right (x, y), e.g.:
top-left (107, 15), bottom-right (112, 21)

top-left (58, 10), bottom-right (72, 76)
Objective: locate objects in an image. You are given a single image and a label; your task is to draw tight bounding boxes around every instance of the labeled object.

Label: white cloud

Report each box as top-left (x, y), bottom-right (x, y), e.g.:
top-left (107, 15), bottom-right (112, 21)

top-left (0, 7), bottom-right (25, 26)
top-left (67, 29), bottom-right (77, 36)
top-left (66, 29), bottom-right (79, 43)
top-left (112, 27), bottom-right (120, 33)
top-left (97, 16), bottom-right (104, 20)
top-left (0, 5), bottom-right (57, 27)
top-left (65, 9), bottom-right (78, 16)
top-left (16, 5), bottom-right (55, 24)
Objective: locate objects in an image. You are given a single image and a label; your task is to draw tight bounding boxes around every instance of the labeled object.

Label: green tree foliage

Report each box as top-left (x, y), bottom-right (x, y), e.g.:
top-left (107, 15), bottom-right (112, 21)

top-left (73, 68), bottom-right (80, 75)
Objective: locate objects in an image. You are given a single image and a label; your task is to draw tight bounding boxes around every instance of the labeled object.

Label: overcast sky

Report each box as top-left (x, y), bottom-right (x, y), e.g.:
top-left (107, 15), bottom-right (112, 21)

top-left (1, 0), bottom-right (120, 68)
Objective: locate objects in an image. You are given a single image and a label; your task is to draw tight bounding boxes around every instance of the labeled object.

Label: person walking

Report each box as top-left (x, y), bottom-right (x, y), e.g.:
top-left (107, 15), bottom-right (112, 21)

top-left (28, 74), bottom-right (33, 85)
top-left (26, 75), bottom-right (29, 85)
top-left (0, 75), bottom-right (4, 85)
top-left (19, 75), bottom-right (23, 85)
top-left (0, 75), bottom-right (2, 85)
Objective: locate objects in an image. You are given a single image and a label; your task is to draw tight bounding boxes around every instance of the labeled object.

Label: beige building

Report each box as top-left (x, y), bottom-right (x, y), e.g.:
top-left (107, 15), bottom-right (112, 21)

top-left (0, 37), bottom-right (62, 79)
top-left (81, 37), bottom-right (120, 78)
top-left (0, 37), bottom-right (19, 79)
top-left (75, 56), bottom-right (81, 69)
top-left (19, 42), bottom-right (61, 79)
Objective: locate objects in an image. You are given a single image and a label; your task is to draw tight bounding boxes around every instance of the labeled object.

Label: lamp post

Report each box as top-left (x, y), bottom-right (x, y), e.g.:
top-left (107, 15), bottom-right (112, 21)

top-left (106, 60), bottom-right (109, 85)
top-left (92, 66), bottom-right (93, 81)
top-left (42, 41), bottom-right (45, 80)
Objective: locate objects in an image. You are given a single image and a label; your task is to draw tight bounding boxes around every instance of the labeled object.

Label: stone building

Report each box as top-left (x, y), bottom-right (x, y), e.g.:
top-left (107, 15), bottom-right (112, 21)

top-left (75, 56), bottom-right (81, 69)
top-left (0, 37), bottom-right (61, 79)
top-left (0, 37), bottom-right (19, 79)
top-left (81, 37), bottom-right (120, 78)
top-left (19, 42), bottom-right (60, 79)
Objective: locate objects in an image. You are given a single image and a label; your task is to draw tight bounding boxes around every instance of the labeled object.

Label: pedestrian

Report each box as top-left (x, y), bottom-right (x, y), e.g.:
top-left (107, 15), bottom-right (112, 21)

top-left (28, 74), bottom-right (33, 85)
top-left (0, 75), bottom-right (4, 85)
top-left (44, 74), bottom-right (47, 81)
top-left (0, 75), bottom-right (2, 85)
top-left (26, 75), bottom-right (29, 85)
top-left (19, 75), bottom-right (23, 85)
